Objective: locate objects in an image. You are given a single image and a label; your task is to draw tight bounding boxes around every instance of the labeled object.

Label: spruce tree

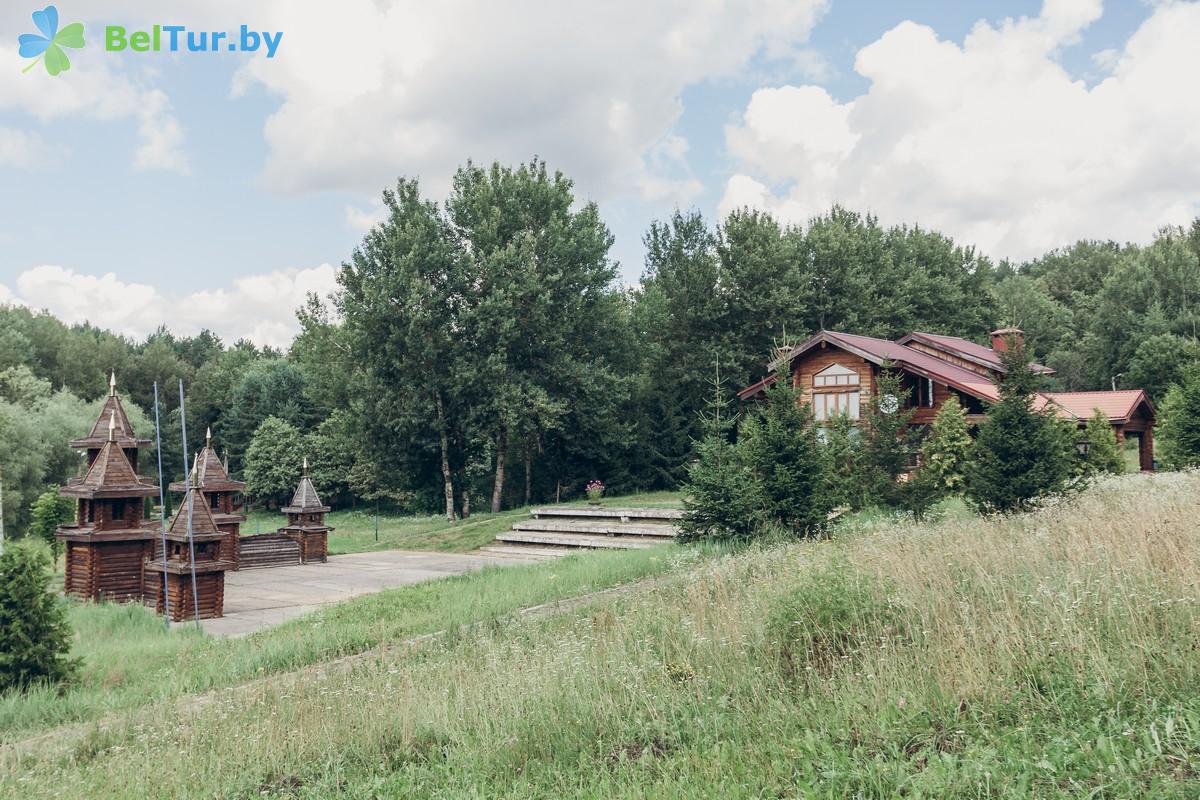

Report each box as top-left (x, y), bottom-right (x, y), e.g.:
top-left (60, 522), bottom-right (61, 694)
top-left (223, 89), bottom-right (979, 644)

top-left (858, 367), bottom-right (918, 507)
top-left (966, 342), bottom-right (1077, 513)
top-left (920, 396), bottom-right (973, 494)
top-left (821, 412), bottom-right (862, 510)
top-left (679, 369), bottom-right (761, 543)
top-left (1080, 408), bottom-right (1124, 476)
top-left (738, 382), bottom-right (832, 537)
top-left (0, 544), bottom-right (78, 692)
top-left (1158, 367), bottom-right (1200, 470)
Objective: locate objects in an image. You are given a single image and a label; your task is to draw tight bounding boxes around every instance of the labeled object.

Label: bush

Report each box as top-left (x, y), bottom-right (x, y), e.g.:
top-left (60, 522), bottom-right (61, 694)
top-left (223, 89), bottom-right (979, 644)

top-left (857, 368), bottom-right (918, 507)
top-left (967, 344), bottom-right (1077, 513)
top-left (28, 488), bottom-right (74, 560)
top-left (765, 563), bottom-right (902, 679)
top-left (0, 544), bottom-right (78, 693)
top-left (739, 382), bottom-right (833, 537)
top-left (1158, 367), bottom-right (1200, 470)
top-left (1079, 408), bottom-right (1124, 476)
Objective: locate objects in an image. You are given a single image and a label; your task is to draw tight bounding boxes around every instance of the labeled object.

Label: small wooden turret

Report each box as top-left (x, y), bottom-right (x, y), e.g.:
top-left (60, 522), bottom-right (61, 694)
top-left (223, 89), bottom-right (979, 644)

top-left (143, 482), bottom-right (233, 621)
top-left (278, 457), bottom-right (332, 563)
top-left (168, 426), bottom-right (246, 568)
top-left (57, 396), bottom-right (160, 602)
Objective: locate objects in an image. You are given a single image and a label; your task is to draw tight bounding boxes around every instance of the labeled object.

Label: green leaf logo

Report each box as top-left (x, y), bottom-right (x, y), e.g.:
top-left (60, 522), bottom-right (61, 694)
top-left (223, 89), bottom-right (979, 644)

top-left (17, 6), bottom-right (85, 77)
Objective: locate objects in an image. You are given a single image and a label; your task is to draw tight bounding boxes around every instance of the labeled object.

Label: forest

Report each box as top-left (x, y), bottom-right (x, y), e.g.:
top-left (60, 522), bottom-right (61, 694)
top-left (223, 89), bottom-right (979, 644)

top-left (2, 158), bottom-right (1199, 533)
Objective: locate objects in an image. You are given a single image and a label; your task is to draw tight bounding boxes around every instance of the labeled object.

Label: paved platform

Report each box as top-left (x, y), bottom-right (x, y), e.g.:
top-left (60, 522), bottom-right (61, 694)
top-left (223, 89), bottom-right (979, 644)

top-left (200, 549), bottom-right (537, 637)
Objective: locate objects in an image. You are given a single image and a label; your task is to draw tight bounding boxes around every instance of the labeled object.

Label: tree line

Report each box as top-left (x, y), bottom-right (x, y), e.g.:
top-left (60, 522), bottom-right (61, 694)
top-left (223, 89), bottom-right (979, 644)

top-left (2, 157), bottom-right (1199, 534)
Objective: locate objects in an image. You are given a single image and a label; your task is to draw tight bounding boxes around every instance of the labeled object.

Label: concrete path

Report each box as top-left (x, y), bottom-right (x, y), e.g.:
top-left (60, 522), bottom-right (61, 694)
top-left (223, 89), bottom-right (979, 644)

top-left (201, 549), bottom-right (537, 637)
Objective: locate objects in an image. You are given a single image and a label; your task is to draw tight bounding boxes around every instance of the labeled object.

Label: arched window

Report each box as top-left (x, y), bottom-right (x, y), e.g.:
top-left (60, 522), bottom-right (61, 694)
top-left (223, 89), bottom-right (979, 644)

top-left (812, 363), bottom-right (861, 420)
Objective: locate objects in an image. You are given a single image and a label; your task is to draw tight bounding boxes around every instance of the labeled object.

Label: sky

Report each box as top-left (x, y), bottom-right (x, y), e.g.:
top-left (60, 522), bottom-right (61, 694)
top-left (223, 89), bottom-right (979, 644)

top-left (1, 0), bottom-right (1197, 348)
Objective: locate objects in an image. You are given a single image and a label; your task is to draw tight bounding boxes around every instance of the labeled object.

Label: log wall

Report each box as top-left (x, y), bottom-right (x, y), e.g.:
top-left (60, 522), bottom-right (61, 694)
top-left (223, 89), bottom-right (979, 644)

top-left (238, 533), bottom-right (301, 569)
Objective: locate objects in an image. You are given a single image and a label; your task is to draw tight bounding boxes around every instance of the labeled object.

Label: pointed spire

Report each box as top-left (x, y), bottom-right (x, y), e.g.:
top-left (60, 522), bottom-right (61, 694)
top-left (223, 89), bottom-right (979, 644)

top-left (206, 426), bottom-right (212, 447)
top-left (107, 411), bottom-right (116, 442)
top-left (302, 456), bottom-right (309, 475)
top-left (223, 448), bottom-right (230, 473)
top-left (109, 370), bottom-right (116, 397)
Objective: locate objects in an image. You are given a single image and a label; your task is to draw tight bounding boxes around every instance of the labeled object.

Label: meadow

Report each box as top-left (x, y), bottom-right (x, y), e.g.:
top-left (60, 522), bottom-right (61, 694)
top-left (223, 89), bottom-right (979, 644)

top-left (4, 472), bottom-right (1199, 797)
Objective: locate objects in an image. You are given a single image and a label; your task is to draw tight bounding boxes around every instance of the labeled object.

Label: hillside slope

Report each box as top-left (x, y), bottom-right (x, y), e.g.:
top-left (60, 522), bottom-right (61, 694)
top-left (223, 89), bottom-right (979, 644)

top-left (6, 473), bottom-right (1200, 798)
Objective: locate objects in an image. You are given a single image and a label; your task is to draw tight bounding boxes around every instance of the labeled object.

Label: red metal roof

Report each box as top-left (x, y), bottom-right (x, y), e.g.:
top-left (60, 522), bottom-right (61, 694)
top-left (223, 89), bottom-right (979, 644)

top-left (1040, 390), bottom-right (1153, 423)
top-left (898, 331), bottom-right (1054, 375)
top-left (740, 330), bottom-right (1153, 426)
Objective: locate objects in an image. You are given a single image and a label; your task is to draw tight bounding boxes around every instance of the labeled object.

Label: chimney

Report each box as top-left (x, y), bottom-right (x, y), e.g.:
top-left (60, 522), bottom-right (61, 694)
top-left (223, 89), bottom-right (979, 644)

top-left (990, 327), bottom-right (1024, 353)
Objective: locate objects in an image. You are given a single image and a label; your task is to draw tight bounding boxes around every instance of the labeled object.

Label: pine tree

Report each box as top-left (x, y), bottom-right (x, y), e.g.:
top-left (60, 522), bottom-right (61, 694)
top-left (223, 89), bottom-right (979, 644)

top-left (28, 488), bottom-right (74, 561)
top-left (920, 396), bottom-right (974, 494)
top-left (966, 342), bottom-right (1077, 513)
top-left (679, 368), bottom-right (761, 543)
top-left (821, 412), bottom-right (862, 510)
top-left (1080, 408), bottom-right (1124, 476)
top-left (1158, 367), bottom-right (1200, 470)
top-left (858, 367), bottom-right (918, 507)
top-left (0, 544), bottom-right (78, 692)
top-left (739, 382), bottom-right (833, 537)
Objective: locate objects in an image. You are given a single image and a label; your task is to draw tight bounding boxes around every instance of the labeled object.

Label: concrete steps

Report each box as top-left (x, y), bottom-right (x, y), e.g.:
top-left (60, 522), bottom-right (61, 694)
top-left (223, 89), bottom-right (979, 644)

top-left (490, 505), bottom-right (681, 553)
top-left (496, 531), bottom-right (658, 550)
top-left (511, 519), bottom-right (677, 538)
top-left (478, 544), bottom-right (572, 560)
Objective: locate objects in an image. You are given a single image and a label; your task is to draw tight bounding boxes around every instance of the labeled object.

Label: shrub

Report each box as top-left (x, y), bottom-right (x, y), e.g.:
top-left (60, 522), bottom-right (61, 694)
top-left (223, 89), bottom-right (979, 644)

top-left (820, 413), bottom-right (862, 510)
top-left (966, 343), bottom-right (1077, 513)
top-left (1158, 367), bottom-right (1200, 470)
top-left (765, 563), bottom-right (902, 679)
top-left (1079, 408), bottom-right (1124, 476)
top-left (739, 382), bottom-right (833, 537)
top-left (0, 544), bottom-right (78, 693)
top-left (28, 488), bottom-right (74, 560)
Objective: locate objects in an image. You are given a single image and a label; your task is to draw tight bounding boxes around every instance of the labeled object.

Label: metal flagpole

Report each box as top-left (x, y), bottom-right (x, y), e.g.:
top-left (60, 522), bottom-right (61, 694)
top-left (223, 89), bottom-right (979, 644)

top-left (179, 380), bottom-right (201, 627)
top-left (153, 382), bottom-right (171, 628)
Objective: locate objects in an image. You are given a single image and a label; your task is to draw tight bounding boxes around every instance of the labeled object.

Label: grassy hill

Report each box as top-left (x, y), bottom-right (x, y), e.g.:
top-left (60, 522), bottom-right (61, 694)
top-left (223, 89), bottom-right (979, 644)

top-left (5, 474), bottom-right (1200, 797)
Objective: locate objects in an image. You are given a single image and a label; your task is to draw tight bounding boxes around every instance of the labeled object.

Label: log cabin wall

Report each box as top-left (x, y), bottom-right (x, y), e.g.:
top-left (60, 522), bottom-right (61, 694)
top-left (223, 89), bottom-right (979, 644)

top-left (790, 348), bottom-right (875, 407)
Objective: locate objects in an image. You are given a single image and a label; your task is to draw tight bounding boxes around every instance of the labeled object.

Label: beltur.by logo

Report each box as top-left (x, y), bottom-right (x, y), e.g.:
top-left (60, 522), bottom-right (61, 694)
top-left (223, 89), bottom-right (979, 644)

top-left (18, 5), bottom-right (84, 76)
top-left (106, 24), bottom-right (283, 58)
top-left (14, 5), bottom-right (284, 78)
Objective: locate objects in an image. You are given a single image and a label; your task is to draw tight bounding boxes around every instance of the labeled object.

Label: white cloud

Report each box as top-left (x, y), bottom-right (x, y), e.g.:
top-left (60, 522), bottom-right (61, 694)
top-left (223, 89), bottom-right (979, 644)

top-left (10, 264), bottom-right (338, 349)
top-left (344, 201), bottom-right (387, 233)
top-left (719, 0), bottom-right (1200, 260)
top-left (0, 126), bottom-right (48, 167)
top-left (0, 29), bottom-right (189, 174)
top-left (225, 0), bottom-right (828, 201)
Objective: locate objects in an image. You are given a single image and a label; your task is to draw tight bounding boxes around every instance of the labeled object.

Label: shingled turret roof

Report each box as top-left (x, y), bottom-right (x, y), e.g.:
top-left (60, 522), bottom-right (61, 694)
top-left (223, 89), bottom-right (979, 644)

top-left (62, 413), bottom-right (159, 499)
top-left (70, 372), bottom-right (152, 450)
top-left (167, 487), bottom-right (225, 540)
top-left (281, 458), bottom-right (330, 513)
top-left (168, 428), bottom-right (245, 493)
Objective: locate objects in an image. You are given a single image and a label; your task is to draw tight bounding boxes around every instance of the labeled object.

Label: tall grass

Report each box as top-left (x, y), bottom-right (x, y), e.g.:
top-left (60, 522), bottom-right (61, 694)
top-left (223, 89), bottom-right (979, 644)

top-left (0, 545), bottom-right (681, 743)
top-left (5, 473), bottom-right (1199, 797)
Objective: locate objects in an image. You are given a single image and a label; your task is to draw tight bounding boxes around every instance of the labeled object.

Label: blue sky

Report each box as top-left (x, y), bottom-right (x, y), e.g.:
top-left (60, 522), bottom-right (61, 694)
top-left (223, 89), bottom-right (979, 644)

top-left (1, 1), bottom-right (1195, 346)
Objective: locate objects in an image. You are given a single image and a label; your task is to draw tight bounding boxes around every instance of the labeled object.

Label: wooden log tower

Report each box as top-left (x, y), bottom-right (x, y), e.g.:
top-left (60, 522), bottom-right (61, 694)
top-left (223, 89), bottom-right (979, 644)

top-left (57, 376), bottom-right (160, 602)
top-left (168, 428), bottom-right (245, 569)
top-left (143, 486), bottom-right (233, 621)
top-left (278, 458), bottom-right (332, 564)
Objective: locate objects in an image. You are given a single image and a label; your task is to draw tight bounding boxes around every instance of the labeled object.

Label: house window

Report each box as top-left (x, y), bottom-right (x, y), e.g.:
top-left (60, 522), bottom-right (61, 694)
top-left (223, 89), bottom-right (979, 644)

top-left (812, 364), bottom-right (861, 421)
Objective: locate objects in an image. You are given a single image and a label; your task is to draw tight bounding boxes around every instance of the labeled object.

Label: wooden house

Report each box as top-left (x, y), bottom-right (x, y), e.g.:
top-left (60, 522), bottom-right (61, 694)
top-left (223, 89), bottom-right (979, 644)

top-left (738, 328), bottom-right (1157, 471)
top-left (143, 486), bottom-right (233, 621)
top-left (277, 459), bottom-right (332, 563)
top-left (57, 389), bottom-right (160, 602)
top-left (168, 428), bottom-right (245, 568)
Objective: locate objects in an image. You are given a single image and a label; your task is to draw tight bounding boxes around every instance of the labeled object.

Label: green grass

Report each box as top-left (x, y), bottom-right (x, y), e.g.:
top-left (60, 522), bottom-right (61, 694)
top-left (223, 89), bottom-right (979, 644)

top-left (6, 472), bottom-right (1200, 798)
top-left (240, 490), bottom-right (684, 555)
top-left (0, 544), bottom-right (686, 744)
